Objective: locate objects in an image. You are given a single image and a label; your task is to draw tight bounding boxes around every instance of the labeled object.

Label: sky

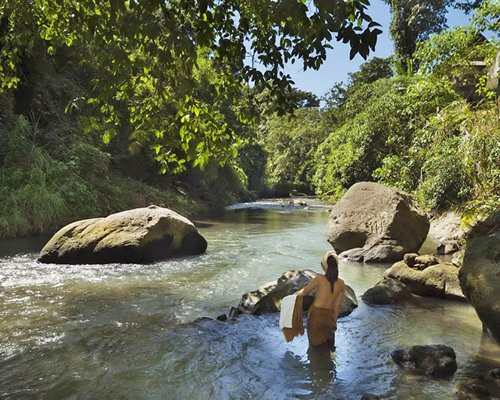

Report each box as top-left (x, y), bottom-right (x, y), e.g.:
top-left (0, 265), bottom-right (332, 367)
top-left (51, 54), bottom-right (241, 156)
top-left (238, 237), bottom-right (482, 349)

top-left (286, 0), bottom-right (474, 97)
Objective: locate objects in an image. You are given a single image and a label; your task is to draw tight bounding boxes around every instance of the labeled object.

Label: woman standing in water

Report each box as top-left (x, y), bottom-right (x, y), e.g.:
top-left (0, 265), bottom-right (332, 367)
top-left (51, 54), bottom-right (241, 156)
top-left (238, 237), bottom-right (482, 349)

top-left (296, 250), bottom-right (345, 348)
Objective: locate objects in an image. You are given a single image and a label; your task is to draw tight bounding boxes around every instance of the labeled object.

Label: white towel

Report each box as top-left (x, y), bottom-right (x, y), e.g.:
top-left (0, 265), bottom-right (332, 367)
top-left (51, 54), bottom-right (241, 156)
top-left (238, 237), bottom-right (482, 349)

top-left (279, 294), bottom-right (297, 329)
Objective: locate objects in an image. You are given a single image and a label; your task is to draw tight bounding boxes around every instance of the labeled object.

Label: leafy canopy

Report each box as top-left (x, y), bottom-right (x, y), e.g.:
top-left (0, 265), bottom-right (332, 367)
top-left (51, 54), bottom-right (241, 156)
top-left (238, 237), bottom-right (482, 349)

top-left (0, 0), bottom-right (382, 172)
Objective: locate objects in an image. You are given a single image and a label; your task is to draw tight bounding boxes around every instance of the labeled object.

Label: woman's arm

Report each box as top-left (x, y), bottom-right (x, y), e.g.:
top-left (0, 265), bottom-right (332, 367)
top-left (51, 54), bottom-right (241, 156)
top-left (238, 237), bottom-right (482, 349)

top-left (332, 281), bottom-right (345, 320)
top-left (295, 276), bottom-right (320, 297)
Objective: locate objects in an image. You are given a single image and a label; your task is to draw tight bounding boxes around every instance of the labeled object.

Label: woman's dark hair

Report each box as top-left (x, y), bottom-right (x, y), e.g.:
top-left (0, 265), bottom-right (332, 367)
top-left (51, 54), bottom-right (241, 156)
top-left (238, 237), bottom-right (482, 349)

top-left (325, 255), bottom-right (339, 293)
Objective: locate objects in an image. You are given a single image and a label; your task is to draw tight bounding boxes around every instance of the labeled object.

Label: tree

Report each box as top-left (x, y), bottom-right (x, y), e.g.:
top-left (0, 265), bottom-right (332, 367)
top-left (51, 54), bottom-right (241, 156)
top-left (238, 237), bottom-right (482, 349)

top-left (348, 56), bottom-right (394, 85)
top-left (0, 0), bottom-right (382, 172)
top-left (455, 0), bottom-right (486, 14)
top-left (384, 0), bottom-right (453, 71)
top-left (323, 56), bottom-right (393, 110)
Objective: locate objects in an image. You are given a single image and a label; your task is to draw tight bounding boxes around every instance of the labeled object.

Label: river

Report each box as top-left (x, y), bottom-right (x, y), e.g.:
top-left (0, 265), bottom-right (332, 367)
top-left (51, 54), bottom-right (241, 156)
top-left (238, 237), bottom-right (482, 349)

top-left (0, 200), bottom-right (499, 399)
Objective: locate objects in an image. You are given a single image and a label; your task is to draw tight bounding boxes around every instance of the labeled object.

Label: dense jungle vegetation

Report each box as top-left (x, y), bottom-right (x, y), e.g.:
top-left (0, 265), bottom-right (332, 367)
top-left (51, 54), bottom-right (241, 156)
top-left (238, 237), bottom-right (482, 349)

top-left (0, 0), bottom-right (498, 237)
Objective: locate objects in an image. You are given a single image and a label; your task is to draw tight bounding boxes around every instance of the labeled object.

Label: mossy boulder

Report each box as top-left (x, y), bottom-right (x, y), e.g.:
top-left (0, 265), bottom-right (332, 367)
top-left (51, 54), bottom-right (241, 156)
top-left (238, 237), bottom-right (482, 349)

top-left (384, 259), bottom-right (465, 301)
top-left (459, 212), bottom-right (500, 343)
top-left (38, 205), bottom-right (207, 264)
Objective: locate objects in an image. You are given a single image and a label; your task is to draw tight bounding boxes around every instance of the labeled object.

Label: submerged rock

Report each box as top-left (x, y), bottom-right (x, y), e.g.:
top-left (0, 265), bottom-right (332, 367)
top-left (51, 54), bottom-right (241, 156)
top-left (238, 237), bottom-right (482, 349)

top-left (391, 344), bottom-right (457, 377)
top-left (362, 277), bottom-right (412, 305)
top-left (455, 368), bottom-right (500, 400)
top-left (360, 395), bottom-right (382, 400)
top-left (459, 212), bottom-right (500, 344)
top-left (455, 383), bottom-right (493, 400)
top-left (384, 258), bottom-right (465, 301)
top-left (325, 182), bottom-right (429, 263)
top-left (237, 269), bottom-right (358, 317)
top-left (38, 205), bottom-right (207, 264)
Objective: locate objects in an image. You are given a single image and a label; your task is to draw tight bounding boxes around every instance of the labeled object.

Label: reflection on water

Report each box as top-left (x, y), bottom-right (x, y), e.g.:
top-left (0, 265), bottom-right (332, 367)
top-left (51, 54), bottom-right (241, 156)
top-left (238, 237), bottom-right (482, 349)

top-left (0, 204), bottom-right (499, 400)
top-left (306, 343), bottom-right (336, 387)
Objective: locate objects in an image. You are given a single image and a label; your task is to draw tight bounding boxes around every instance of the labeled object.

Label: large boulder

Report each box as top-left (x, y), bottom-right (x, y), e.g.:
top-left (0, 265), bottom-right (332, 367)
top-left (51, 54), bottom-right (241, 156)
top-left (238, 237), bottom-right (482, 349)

top-left (325, 182), bottom-right (429, 263)
top-left (391, 344), bottom-right (457, 377)
top-left (459, 212), bottom-right (500, 343)
top-left (237, 269), bottom-right (358, 318)
top-left (384, 259), bottom-right (465, 301)
top-left (38, 205), bottom-right (207, 264)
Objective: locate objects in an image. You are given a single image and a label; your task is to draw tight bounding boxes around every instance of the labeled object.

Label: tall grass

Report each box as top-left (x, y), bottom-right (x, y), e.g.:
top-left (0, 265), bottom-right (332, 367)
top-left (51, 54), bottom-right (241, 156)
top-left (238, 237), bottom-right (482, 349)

top-left (0, 116), bottom-right (68, 236)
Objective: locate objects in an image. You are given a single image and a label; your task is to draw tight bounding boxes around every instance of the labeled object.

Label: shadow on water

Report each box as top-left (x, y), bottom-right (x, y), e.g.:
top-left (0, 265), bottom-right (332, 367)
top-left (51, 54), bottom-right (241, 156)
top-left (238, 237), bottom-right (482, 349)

top-left (0, 234), bottom-right (52, 257)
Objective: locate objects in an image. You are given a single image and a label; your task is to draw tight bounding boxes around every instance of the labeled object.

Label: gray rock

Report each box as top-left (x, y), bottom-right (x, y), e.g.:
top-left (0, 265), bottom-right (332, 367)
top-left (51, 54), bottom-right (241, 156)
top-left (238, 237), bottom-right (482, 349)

top-left (459, 212), bottom-right (500, 344)
top-left (362, 277), bottom-right (412, 305)
top-left (428, 212), bottom-right (468, 253)
top-left (325, 182), bottom-right (429, 263)
top-left (385, 260), bottom-right (465, 301)
top-left (452, 250), bottom-right (465, 268)
top-left (38, 205), bottom-right (207, 264)
top-left (437, 240), bottom-right (460, 255)
top-left (391, 344), bottom-right (457, 377)
top-left (237, 269), bottom-right (358, 317)
top-left (341, 242), bottom-right (407, 263)
top-left (238, 269), bottom-right (317, 314)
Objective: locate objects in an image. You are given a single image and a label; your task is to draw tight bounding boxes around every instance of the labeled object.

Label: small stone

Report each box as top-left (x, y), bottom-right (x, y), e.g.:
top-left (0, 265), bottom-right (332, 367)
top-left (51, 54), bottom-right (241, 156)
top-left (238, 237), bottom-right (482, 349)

top-left (413, 254), bottom-right (440, 269)
top-left (404, 253), bottom-right (419, 267)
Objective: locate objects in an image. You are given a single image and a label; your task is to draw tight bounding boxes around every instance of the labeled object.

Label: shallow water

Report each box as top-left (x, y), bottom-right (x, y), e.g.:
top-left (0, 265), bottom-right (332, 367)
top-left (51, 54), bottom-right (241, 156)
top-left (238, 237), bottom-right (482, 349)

top-left (0, 202), bottom-right (498, 399)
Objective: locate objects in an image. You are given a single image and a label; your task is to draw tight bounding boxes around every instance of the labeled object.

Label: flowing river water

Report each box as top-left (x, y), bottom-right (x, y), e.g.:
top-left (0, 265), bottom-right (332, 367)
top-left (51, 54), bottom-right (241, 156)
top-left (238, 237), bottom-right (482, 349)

top-left (0, 200), bottom-right (499, 400)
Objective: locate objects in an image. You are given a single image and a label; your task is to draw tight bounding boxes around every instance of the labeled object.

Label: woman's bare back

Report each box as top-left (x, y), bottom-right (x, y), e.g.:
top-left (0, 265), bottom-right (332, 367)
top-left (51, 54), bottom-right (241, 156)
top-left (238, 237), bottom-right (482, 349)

top-left (313, 276), bottom-right (345, 310)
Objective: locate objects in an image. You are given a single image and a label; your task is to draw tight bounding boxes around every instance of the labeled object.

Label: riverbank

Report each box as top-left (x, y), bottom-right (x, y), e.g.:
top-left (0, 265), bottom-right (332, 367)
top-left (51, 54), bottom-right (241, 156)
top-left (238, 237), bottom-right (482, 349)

top-left (0, 163), bottom-right (255, 239)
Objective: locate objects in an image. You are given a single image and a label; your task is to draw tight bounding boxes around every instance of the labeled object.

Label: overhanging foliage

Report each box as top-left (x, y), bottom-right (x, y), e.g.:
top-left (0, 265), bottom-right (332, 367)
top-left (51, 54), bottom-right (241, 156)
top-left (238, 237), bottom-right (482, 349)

top-left (0, 0), bottom-right (382, 172)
